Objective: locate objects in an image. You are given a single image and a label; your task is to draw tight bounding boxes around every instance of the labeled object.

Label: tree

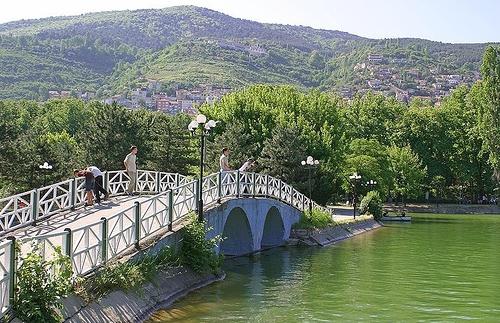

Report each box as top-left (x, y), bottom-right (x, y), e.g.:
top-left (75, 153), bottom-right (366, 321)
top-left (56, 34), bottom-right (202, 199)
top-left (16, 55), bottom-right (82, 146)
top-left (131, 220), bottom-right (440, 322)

top-left (258, 125), bottom-right (308, 193)
top-left (344, 139), bottom-right (392, 195)
top-left (205, 121), bottom-right (261, 173)
top-left (479, 46), bottom-right (500, 180)
top-left (388, 146), bottom-right (426, 205)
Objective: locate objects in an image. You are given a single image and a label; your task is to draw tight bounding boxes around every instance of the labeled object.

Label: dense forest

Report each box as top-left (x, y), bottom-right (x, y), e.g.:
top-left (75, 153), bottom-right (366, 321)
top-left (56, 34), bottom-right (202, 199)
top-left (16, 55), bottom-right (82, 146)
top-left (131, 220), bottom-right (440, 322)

top-left (1, 46), bottom-right (498, 205)
top-left (0, 6), bottom-right (495, 100)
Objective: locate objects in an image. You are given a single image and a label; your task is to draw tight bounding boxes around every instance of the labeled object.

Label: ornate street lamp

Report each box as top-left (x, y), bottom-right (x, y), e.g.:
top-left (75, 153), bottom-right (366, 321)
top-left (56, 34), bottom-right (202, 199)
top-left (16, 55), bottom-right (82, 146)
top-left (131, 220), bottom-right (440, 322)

top-left (188, 114), bottom-right (217, 222)
top-left (301, 156), bottom-right (319, 214)
top-left (349, 172), bottom-right (362, 219)
top-left (39, 161), bottom-right (53, 187)
top-left (366, 179), bottom-right (377, 190)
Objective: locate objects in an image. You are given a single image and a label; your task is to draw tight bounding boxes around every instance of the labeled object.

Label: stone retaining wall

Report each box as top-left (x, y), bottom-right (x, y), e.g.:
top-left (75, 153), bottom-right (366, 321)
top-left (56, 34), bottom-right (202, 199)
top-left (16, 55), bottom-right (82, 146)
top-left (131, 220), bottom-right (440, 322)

top-left (290, 218), bottom-right (382, 246)
top-left (60, 267), bottom-right (224, 323)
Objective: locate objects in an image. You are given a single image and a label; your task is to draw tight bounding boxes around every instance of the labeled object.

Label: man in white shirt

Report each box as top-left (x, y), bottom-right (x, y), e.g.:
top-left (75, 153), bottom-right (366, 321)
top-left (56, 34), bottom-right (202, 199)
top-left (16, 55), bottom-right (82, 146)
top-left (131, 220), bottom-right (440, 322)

top-left (87, 166), bottom-right (109, 203)
top-left (124, 145), bottom-right (138, 195)
top-left (219, 147), bottom-right (231, 172)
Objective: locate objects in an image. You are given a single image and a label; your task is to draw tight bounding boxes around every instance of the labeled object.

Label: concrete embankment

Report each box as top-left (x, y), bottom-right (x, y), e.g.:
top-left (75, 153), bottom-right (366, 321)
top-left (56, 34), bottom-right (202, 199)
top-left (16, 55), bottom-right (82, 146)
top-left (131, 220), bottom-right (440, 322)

top-left (289, 218), bottom-right (382, 246)
top-left (58, 267), bottom-right (224, 323)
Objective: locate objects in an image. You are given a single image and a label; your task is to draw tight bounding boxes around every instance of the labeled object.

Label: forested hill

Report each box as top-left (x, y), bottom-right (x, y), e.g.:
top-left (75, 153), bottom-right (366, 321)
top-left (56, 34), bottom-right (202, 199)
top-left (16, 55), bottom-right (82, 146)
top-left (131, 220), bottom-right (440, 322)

top-left (0, 5), bottom-right (495, 99)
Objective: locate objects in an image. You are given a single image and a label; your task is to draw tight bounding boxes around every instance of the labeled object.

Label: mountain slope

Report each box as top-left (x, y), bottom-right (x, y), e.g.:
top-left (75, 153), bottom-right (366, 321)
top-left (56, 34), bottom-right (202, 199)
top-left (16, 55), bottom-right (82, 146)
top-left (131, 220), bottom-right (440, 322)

top-left (0, 6), bottom-right (495, 100)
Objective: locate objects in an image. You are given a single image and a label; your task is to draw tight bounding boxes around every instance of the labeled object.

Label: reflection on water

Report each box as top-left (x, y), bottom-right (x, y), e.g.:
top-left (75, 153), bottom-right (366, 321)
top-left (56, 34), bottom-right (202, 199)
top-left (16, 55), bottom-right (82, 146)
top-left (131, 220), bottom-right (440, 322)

top-left (147, 214), bottom-right (500, 322)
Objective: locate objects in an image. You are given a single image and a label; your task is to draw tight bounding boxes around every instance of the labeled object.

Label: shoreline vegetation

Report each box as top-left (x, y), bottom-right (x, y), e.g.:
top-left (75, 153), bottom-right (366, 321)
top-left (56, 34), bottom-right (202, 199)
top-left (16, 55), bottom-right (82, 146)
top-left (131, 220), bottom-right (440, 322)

top-left (2, 46), bottom-right (499, 208)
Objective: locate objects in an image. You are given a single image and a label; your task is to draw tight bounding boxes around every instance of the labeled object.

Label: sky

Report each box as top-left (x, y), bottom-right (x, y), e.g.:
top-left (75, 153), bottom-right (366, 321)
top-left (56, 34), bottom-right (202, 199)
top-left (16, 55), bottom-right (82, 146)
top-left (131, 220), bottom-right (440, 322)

top-left (0, 0), bottom-right (499, 43)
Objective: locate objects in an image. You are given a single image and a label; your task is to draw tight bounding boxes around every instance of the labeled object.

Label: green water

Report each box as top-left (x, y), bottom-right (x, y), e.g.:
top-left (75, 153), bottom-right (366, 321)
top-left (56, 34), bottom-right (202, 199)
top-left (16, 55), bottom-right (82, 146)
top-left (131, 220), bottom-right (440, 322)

top-left (148, 214), bottom-right (500, 322)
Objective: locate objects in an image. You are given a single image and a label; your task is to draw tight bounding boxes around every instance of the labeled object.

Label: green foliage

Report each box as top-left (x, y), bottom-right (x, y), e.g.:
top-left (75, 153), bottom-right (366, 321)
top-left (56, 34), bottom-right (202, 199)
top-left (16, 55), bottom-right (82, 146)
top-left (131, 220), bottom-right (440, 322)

top-left (258, 125), bottom-right (308, 192)
top-left (203, 85), bottom-right (343, 204)
top-left (359, 191), bottom-right (383, 220)
top-left (77, 245), bottom-right (178, 301)
top-left (180, 215), bottom-right (223, 274)
top-left (293, 208), bottom-right (333, 229)
top-left (15, 246), bottom-right (73, 323)
top-left (344, 139), bottom-right (391, 195)
top-left (388, 145), bottom-right (427, 202)
top-left (0, 99), bottom-right (197, 195)
top-left (479, 46), bottom-right (500, 180)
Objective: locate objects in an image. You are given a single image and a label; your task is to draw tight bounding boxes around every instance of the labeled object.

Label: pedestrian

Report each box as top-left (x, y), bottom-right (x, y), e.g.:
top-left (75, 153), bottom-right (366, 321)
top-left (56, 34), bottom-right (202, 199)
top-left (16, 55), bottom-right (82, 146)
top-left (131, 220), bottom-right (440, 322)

top-left (87, 166), bottom-right (109, 203)
top-left (124, 145), bottom-right (138, 196)
top-left (238, 158), bottom-right (256, 172)
top-left (239, 158), bottom-right (256, 195)
top-left (219, 147), bottom-right (231, 172)
top-left (74, 169), bottom-right (95, 206)
top-left (219, 148), bottom-right (231, 198)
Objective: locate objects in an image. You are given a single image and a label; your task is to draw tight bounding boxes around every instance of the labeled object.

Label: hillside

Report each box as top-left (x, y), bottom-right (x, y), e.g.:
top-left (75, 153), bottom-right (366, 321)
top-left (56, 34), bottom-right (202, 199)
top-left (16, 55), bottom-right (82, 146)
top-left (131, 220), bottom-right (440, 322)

top-left (0, 5), bottom-right (495, 100)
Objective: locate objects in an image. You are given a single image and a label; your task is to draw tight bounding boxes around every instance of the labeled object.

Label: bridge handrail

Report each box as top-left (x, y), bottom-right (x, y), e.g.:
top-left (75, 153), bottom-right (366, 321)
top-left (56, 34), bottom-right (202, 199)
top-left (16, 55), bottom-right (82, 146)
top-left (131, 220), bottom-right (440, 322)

top-left (0, 170), bottom-right (326, 317)
top-left (0, 170), bottom-right (185, 236)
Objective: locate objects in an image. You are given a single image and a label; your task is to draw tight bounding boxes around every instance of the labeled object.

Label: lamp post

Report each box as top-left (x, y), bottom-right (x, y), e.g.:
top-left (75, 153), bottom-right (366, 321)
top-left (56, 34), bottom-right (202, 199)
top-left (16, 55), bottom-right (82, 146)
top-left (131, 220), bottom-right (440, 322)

top-left (301, 156), bottom-right (319, 215)
top-left (38, 161), bottom-right (53, 187)
top-left (188, 114), bottom-right (217, 222)
top-left (366, 179), bottom-right (377, 191)
top-left (349, 172), bottom-right (362, 219)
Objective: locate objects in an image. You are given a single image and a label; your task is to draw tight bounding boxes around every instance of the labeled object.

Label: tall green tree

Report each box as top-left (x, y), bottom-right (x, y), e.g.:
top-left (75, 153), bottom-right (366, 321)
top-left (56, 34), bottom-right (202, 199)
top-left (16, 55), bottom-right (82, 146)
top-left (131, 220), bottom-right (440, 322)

top-left (258, 125), bottom-right (308, 194)
top-left (479, 46), bottom-right (500, 180)
top-left (388, 145), bottom-right (427, 205)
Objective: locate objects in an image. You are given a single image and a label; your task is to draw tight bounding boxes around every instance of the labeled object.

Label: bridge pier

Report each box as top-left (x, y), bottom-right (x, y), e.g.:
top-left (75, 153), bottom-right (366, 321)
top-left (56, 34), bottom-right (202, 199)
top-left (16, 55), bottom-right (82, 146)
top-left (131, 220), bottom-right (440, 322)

top-left (204, 198), bottom-right (301, 256)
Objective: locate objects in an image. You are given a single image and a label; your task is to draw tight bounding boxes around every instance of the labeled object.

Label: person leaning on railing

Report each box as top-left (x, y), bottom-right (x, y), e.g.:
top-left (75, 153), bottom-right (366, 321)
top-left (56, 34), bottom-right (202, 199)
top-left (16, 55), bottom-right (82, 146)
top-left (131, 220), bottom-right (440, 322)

top-left (124, 145), bottom-right (138, 196)
top-left (87, 165), bottom-right (109, 203)
top-left (74, 169), bottom-right (95, 206)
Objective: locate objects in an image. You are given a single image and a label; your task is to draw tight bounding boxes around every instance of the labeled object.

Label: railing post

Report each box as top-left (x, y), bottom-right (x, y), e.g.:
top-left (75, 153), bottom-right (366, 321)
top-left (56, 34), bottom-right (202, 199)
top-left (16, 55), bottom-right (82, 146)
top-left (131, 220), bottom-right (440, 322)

top-left (302, 194), bottom-right (306, 211)
top-left (104, 171), bottom-right (110, 194)
top-left (168, 189), bottom-right (174, 231)
top-left (32, 189), bottom-right (39, 225)
top-left (64, 228), bottom-right (72, 257)
top-left (279, 180), bottom-right (283, 201)
top-left (236, 171), bottom-right (241, 198)
top-left (134, 201), bottom-right (141, 249)
top-left (70, 178), bottom-right (77, 210)
top-left (217, 172), bottom-right (223, 202)
top-left (101, 217), bottom-right (108, 264)
top-left (156, 172), bottom-right (161, 193)
top-left (176, 173), bottom-right (180, 187)
top-left (265, 175), bottom-right (269, 198)
top-left (252, 173), bottom-right (256, 197)
top-left (7, 237), bottom-right (16, 306)
top-left (291, 188), bottom-right (294, 206)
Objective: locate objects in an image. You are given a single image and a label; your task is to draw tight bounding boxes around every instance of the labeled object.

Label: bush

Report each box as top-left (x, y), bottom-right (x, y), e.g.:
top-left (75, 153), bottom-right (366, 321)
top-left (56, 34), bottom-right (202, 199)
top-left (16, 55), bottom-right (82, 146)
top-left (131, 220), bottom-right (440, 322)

top-left (15, 245), bottom-right (73, 323)
top-left (293, 208), bottom-right (333, 229)
top-left (77, 245), bottom-right (178, 301)
top-left (180, 215), bottom-right (223, 274)
top-left (360, 191), bottom-right (383, 219)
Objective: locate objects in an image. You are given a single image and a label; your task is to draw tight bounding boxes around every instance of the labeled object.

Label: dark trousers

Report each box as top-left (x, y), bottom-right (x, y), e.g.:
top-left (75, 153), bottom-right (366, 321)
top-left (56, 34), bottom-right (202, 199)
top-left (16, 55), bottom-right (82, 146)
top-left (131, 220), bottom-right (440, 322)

top-left (94, 175), bottom-right (108, 203)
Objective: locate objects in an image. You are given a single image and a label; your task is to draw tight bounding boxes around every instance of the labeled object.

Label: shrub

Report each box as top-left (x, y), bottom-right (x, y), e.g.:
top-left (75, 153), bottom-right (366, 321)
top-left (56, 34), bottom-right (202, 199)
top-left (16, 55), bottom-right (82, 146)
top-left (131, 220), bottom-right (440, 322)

top-left (180, 215), bottom-right (223, 274)
top-left (15, 245), bottom-right (73, 323)
top-left (77, 245), bottom-right (178, 301)
top-left (360, 191), bottom-right (383, 219)
top-left (293, 208), bottom-right (333, 229)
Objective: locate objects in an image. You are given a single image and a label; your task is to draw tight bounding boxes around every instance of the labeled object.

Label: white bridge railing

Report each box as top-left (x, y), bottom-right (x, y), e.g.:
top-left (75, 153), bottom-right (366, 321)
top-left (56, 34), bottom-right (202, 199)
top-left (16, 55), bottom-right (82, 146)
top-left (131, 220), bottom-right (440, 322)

top-left (0, 170), bottom-right (327, 317)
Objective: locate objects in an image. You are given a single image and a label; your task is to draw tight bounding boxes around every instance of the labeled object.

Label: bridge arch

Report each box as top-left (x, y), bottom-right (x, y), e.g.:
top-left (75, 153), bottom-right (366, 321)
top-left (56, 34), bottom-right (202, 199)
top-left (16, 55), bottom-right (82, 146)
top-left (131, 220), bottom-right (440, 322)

top-left (261, 206), bottom-right (285, 248)
top-left (220, 207), bottom-right (254, 256)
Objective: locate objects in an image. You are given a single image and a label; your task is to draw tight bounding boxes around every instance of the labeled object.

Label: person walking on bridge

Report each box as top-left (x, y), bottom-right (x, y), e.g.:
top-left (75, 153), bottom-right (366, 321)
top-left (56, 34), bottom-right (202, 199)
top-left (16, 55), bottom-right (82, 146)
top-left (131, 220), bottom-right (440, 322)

top-left (124, 145), bottom-right (138, 196)
top-left (87, 166), bottom-right (109, 203)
